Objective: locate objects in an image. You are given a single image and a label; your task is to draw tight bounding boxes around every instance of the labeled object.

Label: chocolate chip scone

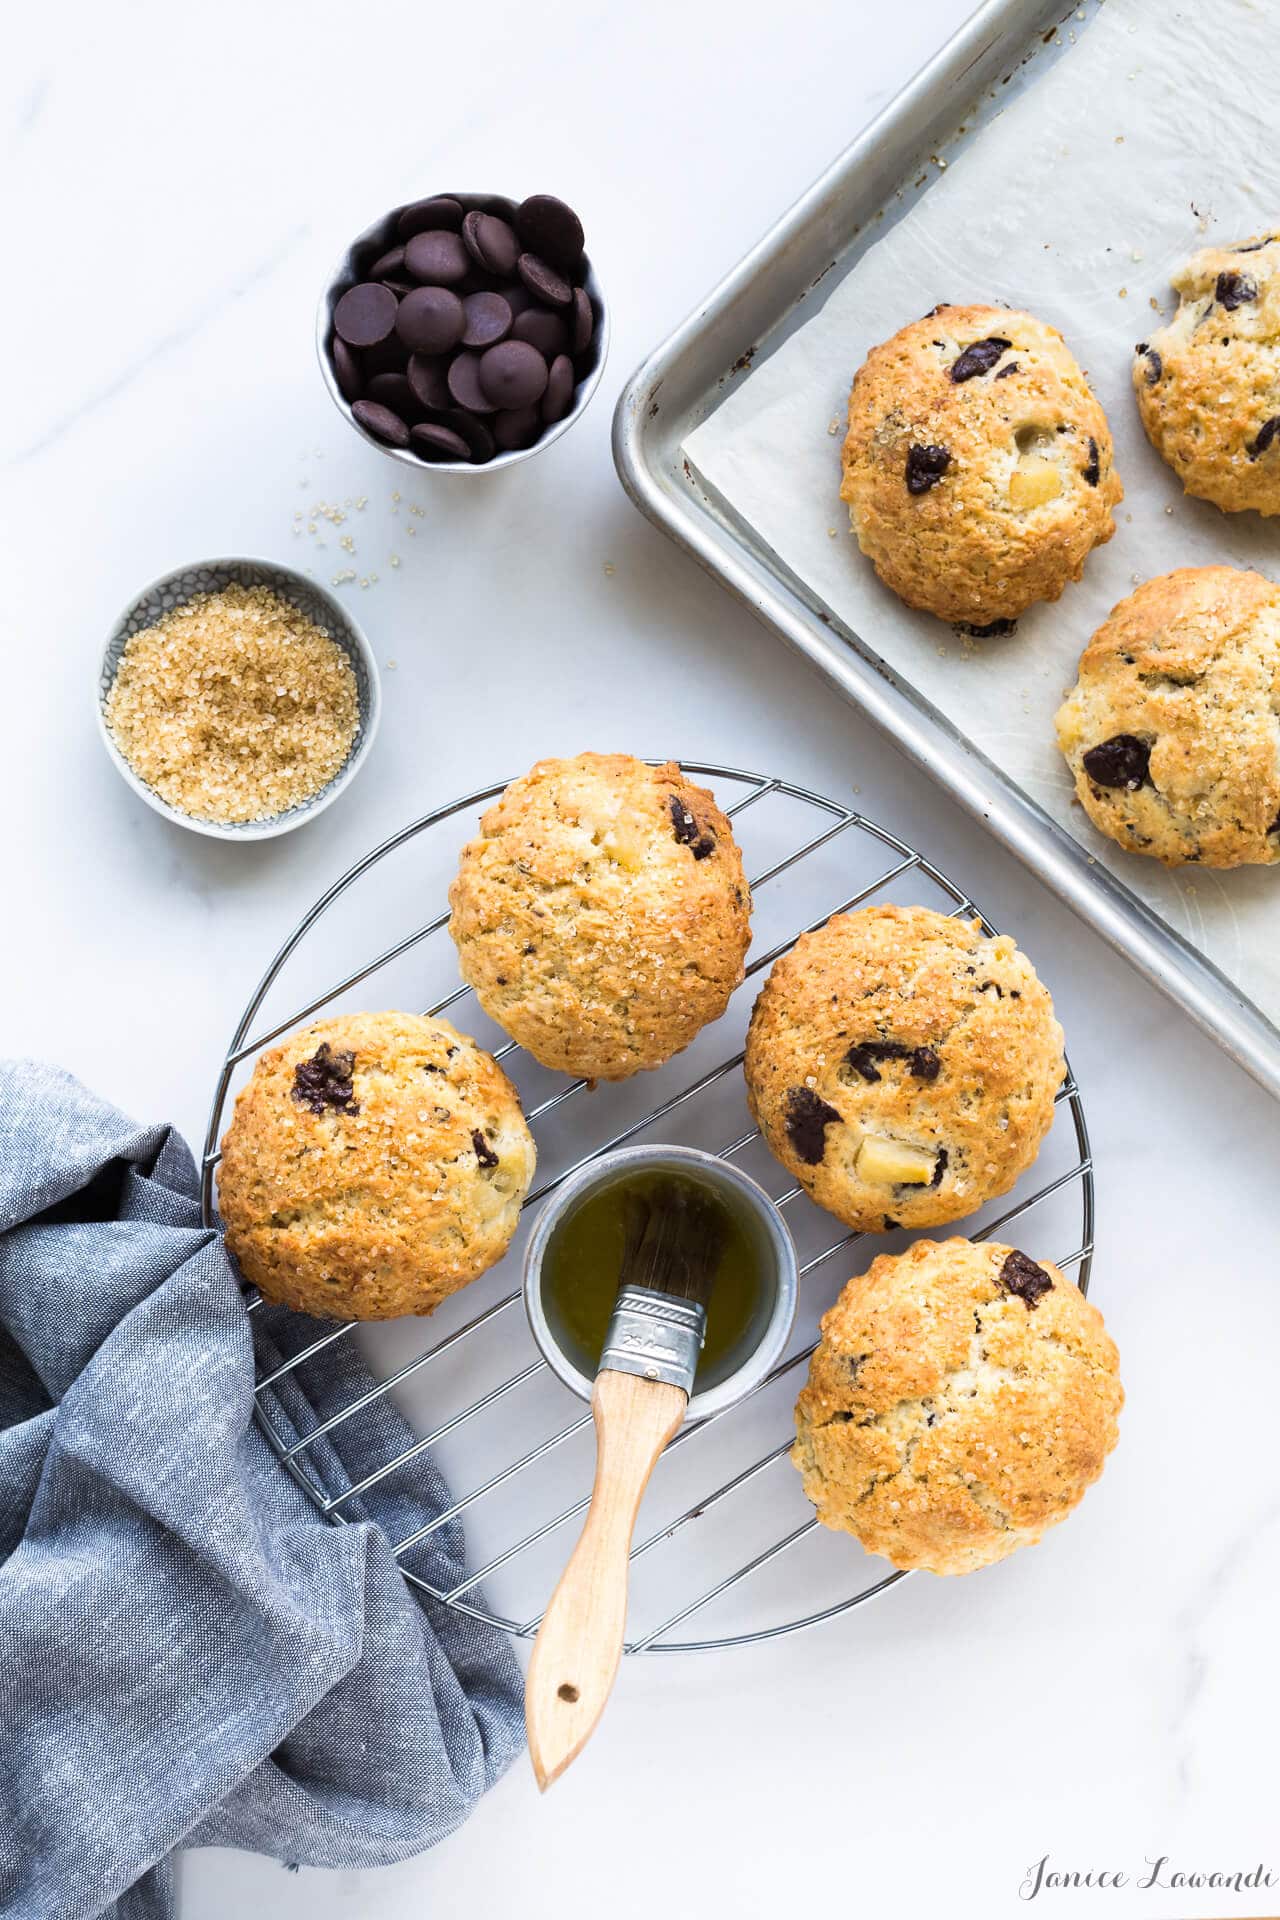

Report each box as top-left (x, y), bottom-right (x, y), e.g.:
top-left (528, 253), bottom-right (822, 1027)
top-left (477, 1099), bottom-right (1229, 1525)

top-left (793, 1237), bottom-right (1123, 1574)
top-left (218, 1010), bottom-right (535, 1320)
top-left (1056, 566), bottom-right (1280, 868)
top-left (744, 905), bottom-right (1064, 1232)
top-left (840, 303), bottom-right (1122, 626)
top-left (1134, 232), bottom-right (1280, 515)
top-left (448, 753), bottom-right (751, 1081)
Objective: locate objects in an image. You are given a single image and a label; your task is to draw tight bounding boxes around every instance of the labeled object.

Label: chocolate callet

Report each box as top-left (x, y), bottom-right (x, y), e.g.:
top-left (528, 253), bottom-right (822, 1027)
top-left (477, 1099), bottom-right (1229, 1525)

top-left (1249, 415), bottom-right (1280, 459)
top-left (994, 361), bottom-right (1020, 379)
top-left (472, 1130), bottom-right (499, 1169)
top-left (1083, 436), bottom-right (1100, 486)
top-left (1082, 733), bottom-right (1151, 791)
top-left (1215, 270), bottom-right (1258, 310)
top-left (998, 1248), bottom-right (1054, 1309)
top-left (1138, 344), bottom-right (1163, 384)
top-left (949, 336), bottom-right (1012, 382)
top-left (668, 793), bottom-right (715, 859)
top-left (846, 1040), bottom-right (940, 1084)
top-left (785, 1086), bottom-right (841, 1165)
top-left (292, 1044), bottom-right (359, 1116)
top-left (957, 616), bottom-right (1017, 638)
top-left (905, 443), bottom-right (951, 494)
top-left (930, 1147), bottom-right (948, 1189)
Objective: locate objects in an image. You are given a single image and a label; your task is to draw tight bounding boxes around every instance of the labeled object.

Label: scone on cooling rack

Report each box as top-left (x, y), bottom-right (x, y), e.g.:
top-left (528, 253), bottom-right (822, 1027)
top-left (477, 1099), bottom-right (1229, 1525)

top-left (840, 303), bottom-right (1121, 627)
top-left (218, 1010), bottom-right (535, 1320)
top-left (1056, 566), bottom-right (1280, 869)
top-left (793, 1238), bottom-right (1123, 1574)
top-left (448, 753), bottom-right (751, 1082)
top-left (744, 905), bottom-right (1064, 1233)
top-left (1134, 231), bottom-right (1280, 515)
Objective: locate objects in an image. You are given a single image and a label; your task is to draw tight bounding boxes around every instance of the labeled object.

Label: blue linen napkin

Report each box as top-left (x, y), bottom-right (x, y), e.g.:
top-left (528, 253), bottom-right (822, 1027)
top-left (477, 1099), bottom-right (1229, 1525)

top-left (0, 1061), bottom-right (525, 1920)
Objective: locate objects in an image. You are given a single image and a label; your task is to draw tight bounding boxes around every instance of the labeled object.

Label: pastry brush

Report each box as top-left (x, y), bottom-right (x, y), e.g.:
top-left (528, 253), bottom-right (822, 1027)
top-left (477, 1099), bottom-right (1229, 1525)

top-left (525, 1178), bottom-right (723, 1790)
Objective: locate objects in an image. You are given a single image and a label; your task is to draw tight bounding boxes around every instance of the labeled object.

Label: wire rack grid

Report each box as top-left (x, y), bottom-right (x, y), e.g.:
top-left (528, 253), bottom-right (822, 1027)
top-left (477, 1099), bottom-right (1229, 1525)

top-left (201, 763), bottom-right (1095, 1655)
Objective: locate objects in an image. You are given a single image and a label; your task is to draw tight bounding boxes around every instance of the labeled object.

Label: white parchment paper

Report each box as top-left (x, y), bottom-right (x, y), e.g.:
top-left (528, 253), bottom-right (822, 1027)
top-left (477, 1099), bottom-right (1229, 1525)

top-left (685, 0), bottom-right (1280, 1023)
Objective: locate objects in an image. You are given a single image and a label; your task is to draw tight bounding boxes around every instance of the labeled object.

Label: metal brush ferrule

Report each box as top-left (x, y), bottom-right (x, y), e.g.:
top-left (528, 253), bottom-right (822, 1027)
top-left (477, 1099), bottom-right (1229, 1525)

top-left (599, 1285), bottom-right (707, 1396)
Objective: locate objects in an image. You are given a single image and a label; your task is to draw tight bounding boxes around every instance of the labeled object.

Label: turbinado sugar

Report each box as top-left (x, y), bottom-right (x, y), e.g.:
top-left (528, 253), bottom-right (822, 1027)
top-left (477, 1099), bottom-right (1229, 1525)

top-left (104, 584), bottom-right (359, 824)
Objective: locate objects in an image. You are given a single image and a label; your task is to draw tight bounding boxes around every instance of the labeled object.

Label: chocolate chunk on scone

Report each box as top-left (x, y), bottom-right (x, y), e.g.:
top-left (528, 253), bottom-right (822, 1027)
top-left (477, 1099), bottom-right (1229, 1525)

top-left (792, 1237), bottom-right (1123, 1575)
top-left (1056, 565), bottom-right (1280, 868)
top-left (218, 1010), bottom-right (535, 1320)
top-left (744, 904), bottom-right (1064, 1233)
top-left (1134, 232), bottom-right (1280, 514)
top-left (840, 303), bottom-right (1121, 625)
top-left (448, 753), bottom-right (751, 1082)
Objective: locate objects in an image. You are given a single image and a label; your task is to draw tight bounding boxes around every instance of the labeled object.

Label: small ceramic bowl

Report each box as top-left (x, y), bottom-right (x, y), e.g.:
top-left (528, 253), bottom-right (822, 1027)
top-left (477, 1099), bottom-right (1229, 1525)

top-left (316, 193), bottom-right (610, 475)
top-left (96, 556), bottom-right (381, 842)
top-left (524, 1143), bottom-right (799, 1425)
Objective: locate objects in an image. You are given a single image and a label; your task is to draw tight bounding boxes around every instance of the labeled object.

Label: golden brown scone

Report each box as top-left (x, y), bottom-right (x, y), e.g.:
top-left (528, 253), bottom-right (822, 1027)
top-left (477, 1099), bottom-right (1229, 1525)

top-left (840, 303), bottom-right (1121, 626)
top-left (744, 906), bottom-right (1063, 1232)
top-left (218, 1010), bottom-right (535, 1320)
top-left (448, 753), bottom-right (751, 1082)
top-left (1056, 566), bottom-right (1280, 869)
top-left (1134, 232), bottom-right (1280, 514)
top-left (793, 1238), bottom-right (1123, 1574)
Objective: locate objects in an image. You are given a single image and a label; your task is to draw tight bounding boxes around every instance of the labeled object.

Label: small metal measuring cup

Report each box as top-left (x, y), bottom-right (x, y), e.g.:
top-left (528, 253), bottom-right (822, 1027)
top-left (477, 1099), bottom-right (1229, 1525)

top-left (523, 1143), bottom-right (798, 1424)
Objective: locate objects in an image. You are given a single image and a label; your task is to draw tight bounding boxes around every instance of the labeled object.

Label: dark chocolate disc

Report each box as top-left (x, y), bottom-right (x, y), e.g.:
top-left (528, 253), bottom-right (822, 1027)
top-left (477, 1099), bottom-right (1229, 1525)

top-left (511, 307), bottom-right (569, 358)
top-left (369, 244), bottom-right (406, 279)
top-left (478, 339), bottom-right (549, 409)
top-left (516, 252), bottom-right (572, 307)
top-left (541, 353), bottom-right (575, 423)
top-left (407, 353), bottom-right (452, 411)
top-left (461, 291), bottom-right (513, 349)
top-left (492, 405), bottom-right (542, 451)
top-left (331, 336), bottom-right (363, 401)
top-left (410, 421), bottom-right (472, 462)
top-left (570, 285), bottom-right (593, 355)
top-left (404, 229), bottom-right (470, 286)
top-left (435, 408), bottom-right (497, 463)
top-left (515, 195), bottom-right (585, 273)
top-left (362, 335), bottom-right (409, 377)
top-left (334, 282), bottom-right (398, 348)
top-left (365, 372), bottom-right (419, 417)
top-left (351, 399), bottom-right (410, 447)
top-left (446, 351), bottom-right (497, 413)
top-left (461, 210), bottom-right (520, 277)
top-left (398, 196), bottom-right (464, 239)
top-left (395, 285), bottom-right (466, 354)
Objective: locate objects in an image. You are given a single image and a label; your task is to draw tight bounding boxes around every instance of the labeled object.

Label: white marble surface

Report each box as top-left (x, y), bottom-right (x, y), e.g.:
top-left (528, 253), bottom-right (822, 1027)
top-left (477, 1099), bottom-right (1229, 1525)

top-left (6, 2), bottom-right (1280, 1916)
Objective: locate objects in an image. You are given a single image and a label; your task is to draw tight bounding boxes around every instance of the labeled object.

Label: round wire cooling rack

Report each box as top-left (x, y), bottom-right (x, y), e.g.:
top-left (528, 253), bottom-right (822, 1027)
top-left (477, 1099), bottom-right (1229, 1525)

top-left (202, 763), bottom-right (1095, 1655)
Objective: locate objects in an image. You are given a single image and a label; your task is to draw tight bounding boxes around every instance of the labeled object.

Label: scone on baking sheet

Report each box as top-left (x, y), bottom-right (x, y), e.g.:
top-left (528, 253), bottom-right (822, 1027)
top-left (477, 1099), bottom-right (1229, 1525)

top-left (792, 1238), bottom-right (1123, 1575)
top-left (840, 303), bottom-right (1122, 626)
top-left (744, 905), bottom-right (1064, 1233)
top-left (1134, 231), bottom-right (1280, 515)
top-left (448, 753), bottom-right (751, 1082)
top-left (1056, 566), bottom-right (1280, 869)
top-left (217, 1010), bottom-right (535, 1321)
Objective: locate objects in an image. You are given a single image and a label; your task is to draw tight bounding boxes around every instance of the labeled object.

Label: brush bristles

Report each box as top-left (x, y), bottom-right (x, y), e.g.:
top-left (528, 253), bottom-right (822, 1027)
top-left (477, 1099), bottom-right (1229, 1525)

top-left (618, 1180), bottom-right (723, 1312)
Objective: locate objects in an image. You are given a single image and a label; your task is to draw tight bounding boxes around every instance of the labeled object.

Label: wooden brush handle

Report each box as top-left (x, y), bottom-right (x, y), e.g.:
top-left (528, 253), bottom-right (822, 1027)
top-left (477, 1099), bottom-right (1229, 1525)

top-left (525, 1369), bottom-right (687, 1791)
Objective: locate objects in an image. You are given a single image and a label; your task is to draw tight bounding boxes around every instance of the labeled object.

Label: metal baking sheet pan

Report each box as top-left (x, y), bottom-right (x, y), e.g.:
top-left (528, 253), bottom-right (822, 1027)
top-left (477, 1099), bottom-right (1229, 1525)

top-left (613, 0), bottom-right (1280, 1103)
